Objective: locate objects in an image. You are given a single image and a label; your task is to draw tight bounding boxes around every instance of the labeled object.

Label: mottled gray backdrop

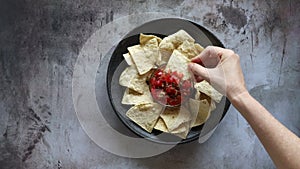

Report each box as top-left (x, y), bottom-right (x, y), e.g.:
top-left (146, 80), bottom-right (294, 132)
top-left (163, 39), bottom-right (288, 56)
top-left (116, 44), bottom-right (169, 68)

top-left (0, 0), bottom-right (299, 169)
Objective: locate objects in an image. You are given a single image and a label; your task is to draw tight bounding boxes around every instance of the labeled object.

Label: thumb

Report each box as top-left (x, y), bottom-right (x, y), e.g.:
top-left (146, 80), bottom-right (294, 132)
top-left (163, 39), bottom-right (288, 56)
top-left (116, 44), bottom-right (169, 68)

top-left (188, 62), bottom-right (210, 82)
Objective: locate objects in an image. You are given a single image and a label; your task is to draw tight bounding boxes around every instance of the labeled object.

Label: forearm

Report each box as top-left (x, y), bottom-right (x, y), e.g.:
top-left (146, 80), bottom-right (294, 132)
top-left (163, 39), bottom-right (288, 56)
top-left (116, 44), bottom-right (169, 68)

top-left (230, 92), bottom-right (300, 169)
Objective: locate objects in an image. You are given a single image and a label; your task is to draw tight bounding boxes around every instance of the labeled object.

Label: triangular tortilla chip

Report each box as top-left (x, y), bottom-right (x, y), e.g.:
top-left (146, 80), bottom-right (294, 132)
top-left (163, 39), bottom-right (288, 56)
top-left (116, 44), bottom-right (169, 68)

top-left (128, 41), bottom-right (159, 75)
top-left (198, 92), bottom-right (216, 111)
top-left (194, 80), bottom-right (223, 103)
top-left (120, 67), bottom-right (153, 94)
top-left (190, 99), bottom-right (211, 127)
top-left (123, 53), bottom-right (134, 66)
top-left (170, 122), bottom-right (190, 139)
top-left (154, 118), bottom-right (168, 132)
top-left (210, 100), bottom-right (216, 111)
top-left (165, 50), bottom-right (192, 80)
top-left (195, 91), bottom-right (201, 100)
top-left (158, 30), bottom-right (195, 63)
top-left (155, 118), bottom-right (190, 139)
top-left (177, 41), bottom-right (203, 59)
top-left (128, 77), bottom-right (148, 94)
top-left (195, 43), bottom-right (204, 53)
top-left (144, 38), bottom-right (158, 48)
top-left (159, 42), bottom-right (174, 53)
top-left (121, 88), bottom-right (153, 105)
top-left (188, 99), bottom-right (201, 126)
top-left (140, 33), bottom-right (162, 45)
top-left (170, 121), bottom-right (189, 133)
top-left (160, 106), bottom-right (191, 131)
top-left (143, 38), bottom-right (160, 65)
top-left (126, 103), bottom-right (163, 133)
top-left (119, 66), bottom-right (138, 87)
top-left (128, 45), bottom-right (153, 75)
top-left (159, 30), bottom-right (195, 49)
top-left (158, 49), bottom-right (172, 65)
top-left (173, 132), bottom-right (188, 139)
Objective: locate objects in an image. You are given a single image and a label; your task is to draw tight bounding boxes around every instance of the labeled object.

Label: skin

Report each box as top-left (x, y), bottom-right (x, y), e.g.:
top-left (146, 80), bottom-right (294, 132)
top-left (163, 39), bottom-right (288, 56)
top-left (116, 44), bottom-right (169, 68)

top-left (188, 46), bottom-right (300, 169)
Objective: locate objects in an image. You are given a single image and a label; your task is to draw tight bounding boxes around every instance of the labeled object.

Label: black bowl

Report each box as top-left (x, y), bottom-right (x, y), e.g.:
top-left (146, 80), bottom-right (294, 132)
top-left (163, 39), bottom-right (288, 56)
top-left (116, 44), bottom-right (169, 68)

top-left (106, 18), bottom-right (230, 144)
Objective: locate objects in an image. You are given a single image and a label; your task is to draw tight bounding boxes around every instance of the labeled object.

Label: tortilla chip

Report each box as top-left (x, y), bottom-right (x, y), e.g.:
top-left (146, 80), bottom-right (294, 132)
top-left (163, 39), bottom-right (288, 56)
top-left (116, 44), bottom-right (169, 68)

top-left (140, 33), bottom-right (162, 45)
top-left (123, 53), bottom-right (134, 66)
top-left (199, 92), bottom-right (211, 104)
top-left (128, 77), bottom-right (148, 94)
top-left (195, 90), bottom-right (201, 100)
top-left (127, 45), bottom-right (152, 75)
top-left (188, 99), bottom-right (201, 126)
top-left (170, 122), bottom-right (190, 139)
top-left (170, 121), bottom-right (189, 133)
top-left (143, 38), bottom-right (161, 65)
top-left (121, 88), bottom-right (153, 105)
top-left (159, 42), bottom-right (175, 53)
top-left (195, 43), bottom-right (204, 53)
top-left (143, 37), bottom-right (158, 48)
top-left (191, 99), bottom-right (211, 127)
top-left (165, 50), bottom-right (192, 80)
top-left (155, 118), bottom-right (190, 139)
top-left (154, 118), bottom-right (169, 132)
top-left (159, 108), bottom-right (177, 130)
top-left (158, 30), bottom-right (195, 63)
top-left (128, 43), bottom-right (158, 75)
top-left (126, 103), bottom-right (163, 133)
top-left (160, 106), bottom-right (191, 131)
top-left (159, 30), bottom-right (195, 49)
top-left (173, 132), bottom-right (189, 139)
top-left (177, 41), bottom-right (203, 59)
top-left (119, 66), bottom-right (138, 87)
top-left (210, 100), bottom-right (216, 111)
top-left (197, 92), bottom-right (216, 111)
top-left (199, 92), bottom-right (211, 100)
top-left (158, 49), bottom-right (172, 65)
top-left (194, 80), bottom-right (223, 103)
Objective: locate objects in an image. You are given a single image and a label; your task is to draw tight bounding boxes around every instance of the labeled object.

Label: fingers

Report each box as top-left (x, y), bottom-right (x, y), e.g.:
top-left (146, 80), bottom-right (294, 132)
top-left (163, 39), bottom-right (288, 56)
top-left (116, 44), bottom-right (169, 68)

top-left (189, 46), bottom-right (244, 97)
top-left (195, 75), bottom-right (204, 82)
top-left (190, 57), bottom-right (204, 66)
top-left (188, 62), bottom-right (210, 82)
top-left (191, 46), bottom-right (222, 68)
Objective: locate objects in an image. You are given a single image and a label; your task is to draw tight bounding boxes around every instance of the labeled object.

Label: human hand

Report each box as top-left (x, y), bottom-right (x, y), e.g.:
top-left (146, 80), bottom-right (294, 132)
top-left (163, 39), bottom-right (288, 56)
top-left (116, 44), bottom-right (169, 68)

top-left (188, 46), bottom-right (248, 100)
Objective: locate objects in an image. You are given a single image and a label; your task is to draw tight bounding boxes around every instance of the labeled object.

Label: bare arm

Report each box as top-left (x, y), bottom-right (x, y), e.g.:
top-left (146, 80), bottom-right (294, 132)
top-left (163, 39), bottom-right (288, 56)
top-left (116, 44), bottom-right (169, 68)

top-left (232, 92), bottom-right (300, 169)
top-left (189, 46), bottom-right (300, 169)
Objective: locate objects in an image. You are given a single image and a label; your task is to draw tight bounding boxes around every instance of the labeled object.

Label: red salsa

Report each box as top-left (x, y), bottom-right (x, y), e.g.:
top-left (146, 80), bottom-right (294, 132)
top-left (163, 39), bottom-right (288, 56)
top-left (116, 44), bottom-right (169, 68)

top-left (149, 67), bottom-right (192, 106)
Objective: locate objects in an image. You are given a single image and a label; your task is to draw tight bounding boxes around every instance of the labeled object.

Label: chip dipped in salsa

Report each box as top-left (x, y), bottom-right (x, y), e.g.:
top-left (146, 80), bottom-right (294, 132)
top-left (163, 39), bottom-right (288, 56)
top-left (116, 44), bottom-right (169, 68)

top-left (149, 65), bottom-right (193, 107)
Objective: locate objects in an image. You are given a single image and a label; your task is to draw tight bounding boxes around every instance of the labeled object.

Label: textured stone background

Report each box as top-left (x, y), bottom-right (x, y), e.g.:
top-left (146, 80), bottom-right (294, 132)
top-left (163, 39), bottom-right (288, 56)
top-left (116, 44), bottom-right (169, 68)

top-left (0, 0), bottom-right (299, 168)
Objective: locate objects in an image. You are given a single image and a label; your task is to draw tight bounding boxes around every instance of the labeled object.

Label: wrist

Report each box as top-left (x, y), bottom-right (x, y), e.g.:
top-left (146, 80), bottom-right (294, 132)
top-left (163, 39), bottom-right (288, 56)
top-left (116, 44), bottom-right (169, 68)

top-left (228, 90), bottom-right (251, 106)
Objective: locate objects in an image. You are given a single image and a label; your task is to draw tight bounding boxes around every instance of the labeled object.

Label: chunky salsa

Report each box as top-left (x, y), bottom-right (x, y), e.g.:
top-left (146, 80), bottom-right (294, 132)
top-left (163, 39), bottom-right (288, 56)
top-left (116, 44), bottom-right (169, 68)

top-left (149, 67), bottom-right (192, 106)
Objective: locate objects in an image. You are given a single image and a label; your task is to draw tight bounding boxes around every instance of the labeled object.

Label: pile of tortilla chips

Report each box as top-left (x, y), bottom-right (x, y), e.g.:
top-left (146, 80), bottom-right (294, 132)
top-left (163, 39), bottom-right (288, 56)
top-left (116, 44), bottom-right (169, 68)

top-left (119, 30), bottom-right (223, 139)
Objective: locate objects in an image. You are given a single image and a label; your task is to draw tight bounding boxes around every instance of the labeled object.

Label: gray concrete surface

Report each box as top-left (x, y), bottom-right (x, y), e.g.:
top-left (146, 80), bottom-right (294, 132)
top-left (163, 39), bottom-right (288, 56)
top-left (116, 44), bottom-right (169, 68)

top-left (0, 0), bottom-right (299, 168)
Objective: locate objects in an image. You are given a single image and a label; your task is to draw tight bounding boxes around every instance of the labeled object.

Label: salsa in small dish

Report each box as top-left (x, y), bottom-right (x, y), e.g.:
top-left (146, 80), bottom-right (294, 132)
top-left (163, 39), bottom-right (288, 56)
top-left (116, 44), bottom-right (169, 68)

top-left (149, 65), bottom-right (193, 107)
